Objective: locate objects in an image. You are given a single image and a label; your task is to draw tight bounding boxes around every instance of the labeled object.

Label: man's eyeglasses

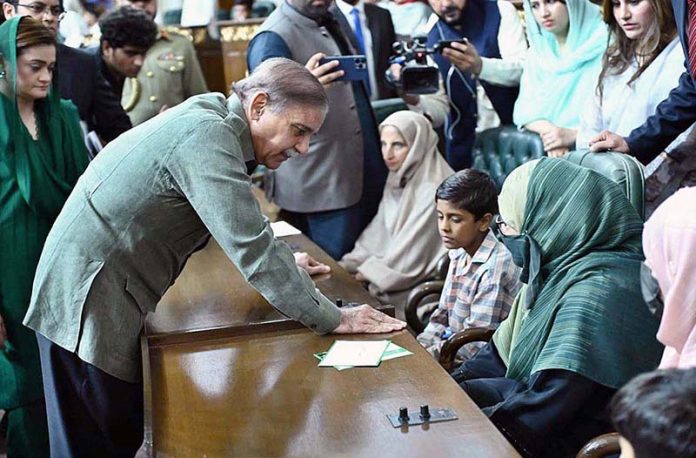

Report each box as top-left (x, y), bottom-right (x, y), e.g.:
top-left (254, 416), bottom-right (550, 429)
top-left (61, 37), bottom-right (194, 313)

top-left (17, 3), bottom-right (66, 20)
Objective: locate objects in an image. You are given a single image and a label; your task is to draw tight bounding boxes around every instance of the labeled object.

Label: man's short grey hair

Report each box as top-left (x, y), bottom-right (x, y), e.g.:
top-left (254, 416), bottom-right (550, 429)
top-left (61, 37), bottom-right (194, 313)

top-left (233, 58), bottom-right (328, 113)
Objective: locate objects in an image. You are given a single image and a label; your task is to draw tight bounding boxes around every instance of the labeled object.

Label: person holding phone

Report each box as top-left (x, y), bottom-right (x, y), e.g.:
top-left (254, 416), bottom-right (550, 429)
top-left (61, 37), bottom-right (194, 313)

top-left (398, 0), bottom-right (528, 171)
top-left (333, 0), bottom-right (398, 100)
top-left (246, 0), bottom-right (388, 260)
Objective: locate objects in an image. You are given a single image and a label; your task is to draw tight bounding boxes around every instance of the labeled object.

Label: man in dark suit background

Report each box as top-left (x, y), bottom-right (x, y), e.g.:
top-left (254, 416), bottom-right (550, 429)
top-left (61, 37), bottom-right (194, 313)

top-left (91, 7), bottom-right (157, 100)
top-left (2, 0), bottom-right (132, 144)
top-left (333, 0), bottom-right (397, 100)
top-left (590, 0), bottom-right (696, 164)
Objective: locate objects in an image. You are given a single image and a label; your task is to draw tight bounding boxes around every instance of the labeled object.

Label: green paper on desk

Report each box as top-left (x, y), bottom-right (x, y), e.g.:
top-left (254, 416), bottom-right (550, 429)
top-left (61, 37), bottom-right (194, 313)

top-left (315, 341), bottom-right (413, 370)
top-left (381, 342), bottom-right (414, 361)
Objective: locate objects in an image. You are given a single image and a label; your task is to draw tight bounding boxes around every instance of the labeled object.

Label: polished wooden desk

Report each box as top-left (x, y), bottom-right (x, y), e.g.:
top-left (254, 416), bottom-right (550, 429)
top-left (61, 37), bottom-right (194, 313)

top-left (144, 329), bottom-right (520, 457)
top-left (146, 234), bottom-right (385, 345)
top-left (141, 234), bottom-right (519, 457)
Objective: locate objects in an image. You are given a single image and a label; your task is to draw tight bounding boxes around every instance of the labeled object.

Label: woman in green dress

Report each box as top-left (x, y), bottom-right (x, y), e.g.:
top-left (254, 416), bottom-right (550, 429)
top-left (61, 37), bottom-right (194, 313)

top-left (0, 16), bottom-right (88, 457)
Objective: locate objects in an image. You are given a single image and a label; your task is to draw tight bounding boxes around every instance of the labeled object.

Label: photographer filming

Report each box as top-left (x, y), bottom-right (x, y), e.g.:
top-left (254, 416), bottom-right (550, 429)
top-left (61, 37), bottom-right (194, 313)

top-left (390, 0), bottom-right (527, 170)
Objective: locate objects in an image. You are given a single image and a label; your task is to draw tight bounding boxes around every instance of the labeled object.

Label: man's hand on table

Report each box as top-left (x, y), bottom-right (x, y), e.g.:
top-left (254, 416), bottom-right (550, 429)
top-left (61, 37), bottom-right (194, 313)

top-left (294, 252), bottom-right (331, 275)
top-left (333, 305), bottom-right (406, 334)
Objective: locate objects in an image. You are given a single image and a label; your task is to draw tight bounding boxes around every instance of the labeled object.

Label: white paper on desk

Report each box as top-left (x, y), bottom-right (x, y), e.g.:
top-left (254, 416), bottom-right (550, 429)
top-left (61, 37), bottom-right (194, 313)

top-left (318, 340), bottom-right (390, 367)
top-left (270, 221), bottom-right (302, 238)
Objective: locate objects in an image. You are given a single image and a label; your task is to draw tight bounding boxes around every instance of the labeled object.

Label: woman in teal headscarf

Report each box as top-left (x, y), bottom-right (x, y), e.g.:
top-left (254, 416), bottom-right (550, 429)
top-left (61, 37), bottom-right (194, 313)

top-left (513, 0), bottom-right (607, 157)
top-left (0, 16), bottom-right (88, 457)
top-left (452, 158), bottom-right (663, 458)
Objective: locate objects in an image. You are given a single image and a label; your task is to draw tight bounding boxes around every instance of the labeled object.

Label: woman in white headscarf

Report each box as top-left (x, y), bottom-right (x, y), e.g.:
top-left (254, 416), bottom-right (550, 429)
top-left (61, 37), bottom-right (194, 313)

top-left (340, 111), bottom-right (453, 310)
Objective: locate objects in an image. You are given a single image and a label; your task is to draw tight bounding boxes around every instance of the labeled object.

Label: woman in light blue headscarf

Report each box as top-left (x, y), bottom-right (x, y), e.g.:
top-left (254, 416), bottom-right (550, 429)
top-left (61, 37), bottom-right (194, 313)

top-left (513, 0), bottom-right (607, 157)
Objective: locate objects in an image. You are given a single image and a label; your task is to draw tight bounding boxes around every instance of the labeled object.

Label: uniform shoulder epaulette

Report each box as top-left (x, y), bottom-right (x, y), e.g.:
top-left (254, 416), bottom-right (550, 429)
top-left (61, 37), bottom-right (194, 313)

top-left (160, 27), bottom-right (188, 40)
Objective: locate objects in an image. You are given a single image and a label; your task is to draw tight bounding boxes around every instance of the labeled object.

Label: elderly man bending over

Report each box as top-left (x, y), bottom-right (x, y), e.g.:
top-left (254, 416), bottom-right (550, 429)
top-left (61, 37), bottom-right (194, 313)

top-left (24, 58), bottom-right (405, 457)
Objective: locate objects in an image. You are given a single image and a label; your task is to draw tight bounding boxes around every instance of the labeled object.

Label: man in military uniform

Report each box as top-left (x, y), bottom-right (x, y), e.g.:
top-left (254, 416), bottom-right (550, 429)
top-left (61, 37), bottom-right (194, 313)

top-left (116, 0), bottom-right (208, 125)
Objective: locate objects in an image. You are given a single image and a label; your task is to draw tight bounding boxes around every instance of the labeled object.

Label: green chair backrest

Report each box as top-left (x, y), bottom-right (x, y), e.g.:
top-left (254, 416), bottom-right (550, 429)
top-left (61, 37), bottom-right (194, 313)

top-left (371, 98), bottom-right (409, 125)
top-left (471, 126), bottom-right (545, 190)
top-left (564, 150), bottom-right (645, 220)
top-left (253, 1), bottom-right (276, 17)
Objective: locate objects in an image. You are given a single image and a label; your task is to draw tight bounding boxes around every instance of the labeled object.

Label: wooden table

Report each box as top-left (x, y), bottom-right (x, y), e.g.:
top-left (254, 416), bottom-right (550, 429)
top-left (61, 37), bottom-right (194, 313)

top-left (141, 234), bottom-right (520, 457)
top-left (144, 329), bottom-right (520, 457)
top-left (145, 234), bottom-right (385, 345)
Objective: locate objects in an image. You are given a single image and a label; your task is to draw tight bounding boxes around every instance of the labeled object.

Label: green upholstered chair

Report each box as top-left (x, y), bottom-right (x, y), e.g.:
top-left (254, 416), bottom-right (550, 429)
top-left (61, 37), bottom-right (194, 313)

top-left (252, 1), bottom-right (276, 18)
top-left (471, 126), bottom-right (545, 190)
top-left (371, 98), bottom-right (408, 125)
top-left (564, 150), bottom-right (645, 220)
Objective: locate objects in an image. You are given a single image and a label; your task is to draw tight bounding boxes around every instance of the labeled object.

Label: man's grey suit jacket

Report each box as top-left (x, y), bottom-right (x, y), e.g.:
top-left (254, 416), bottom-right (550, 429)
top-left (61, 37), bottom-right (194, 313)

top-left (25, 94), bottom-right (341, 382)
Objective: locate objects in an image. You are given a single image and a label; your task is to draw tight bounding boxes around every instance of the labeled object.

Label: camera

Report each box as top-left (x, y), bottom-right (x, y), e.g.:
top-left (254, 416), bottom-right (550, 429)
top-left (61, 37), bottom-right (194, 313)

top-left (386, 36), bottom-right (469, 95)
top-left (386, 36), bottom-right (439, 95)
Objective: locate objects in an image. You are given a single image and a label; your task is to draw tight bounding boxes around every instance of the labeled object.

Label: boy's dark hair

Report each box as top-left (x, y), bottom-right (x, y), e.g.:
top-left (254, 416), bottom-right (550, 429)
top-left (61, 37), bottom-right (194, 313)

top-left (435, 169), bottom-right (498, 219)
top-left (610, 368), bottom-right (696, 458)
top-left (99, 6), bottom-right (157, 50)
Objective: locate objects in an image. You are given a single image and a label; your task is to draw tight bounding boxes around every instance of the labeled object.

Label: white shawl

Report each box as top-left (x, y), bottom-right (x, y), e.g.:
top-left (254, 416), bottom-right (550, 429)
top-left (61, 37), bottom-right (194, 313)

top-left (340, 111), bottom-right (454, 296)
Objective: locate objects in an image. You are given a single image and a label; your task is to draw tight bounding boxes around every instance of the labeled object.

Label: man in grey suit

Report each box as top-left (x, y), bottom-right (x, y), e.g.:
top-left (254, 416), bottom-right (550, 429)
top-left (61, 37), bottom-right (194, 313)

top-left (24, 58), bottom-right (404, 457)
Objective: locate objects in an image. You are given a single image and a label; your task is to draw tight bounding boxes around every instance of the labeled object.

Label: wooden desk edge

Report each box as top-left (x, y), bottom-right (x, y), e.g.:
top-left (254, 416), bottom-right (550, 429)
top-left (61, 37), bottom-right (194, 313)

top-left (145, 303), bottom-right (395, 342)
top-left (140, 306), bottom-right (395, 455)
top-left (145, 316), bottom-right (304, 346)
top-left (139, 328), bottom-right (521, 458)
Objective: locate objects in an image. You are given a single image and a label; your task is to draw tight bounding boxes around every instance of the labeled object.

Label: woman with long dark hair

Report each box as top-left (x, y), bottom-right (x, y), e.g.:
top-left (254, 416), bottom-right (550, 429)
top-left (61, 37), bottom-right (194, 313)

top-left (576, 0), bottom-right (689, 151)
